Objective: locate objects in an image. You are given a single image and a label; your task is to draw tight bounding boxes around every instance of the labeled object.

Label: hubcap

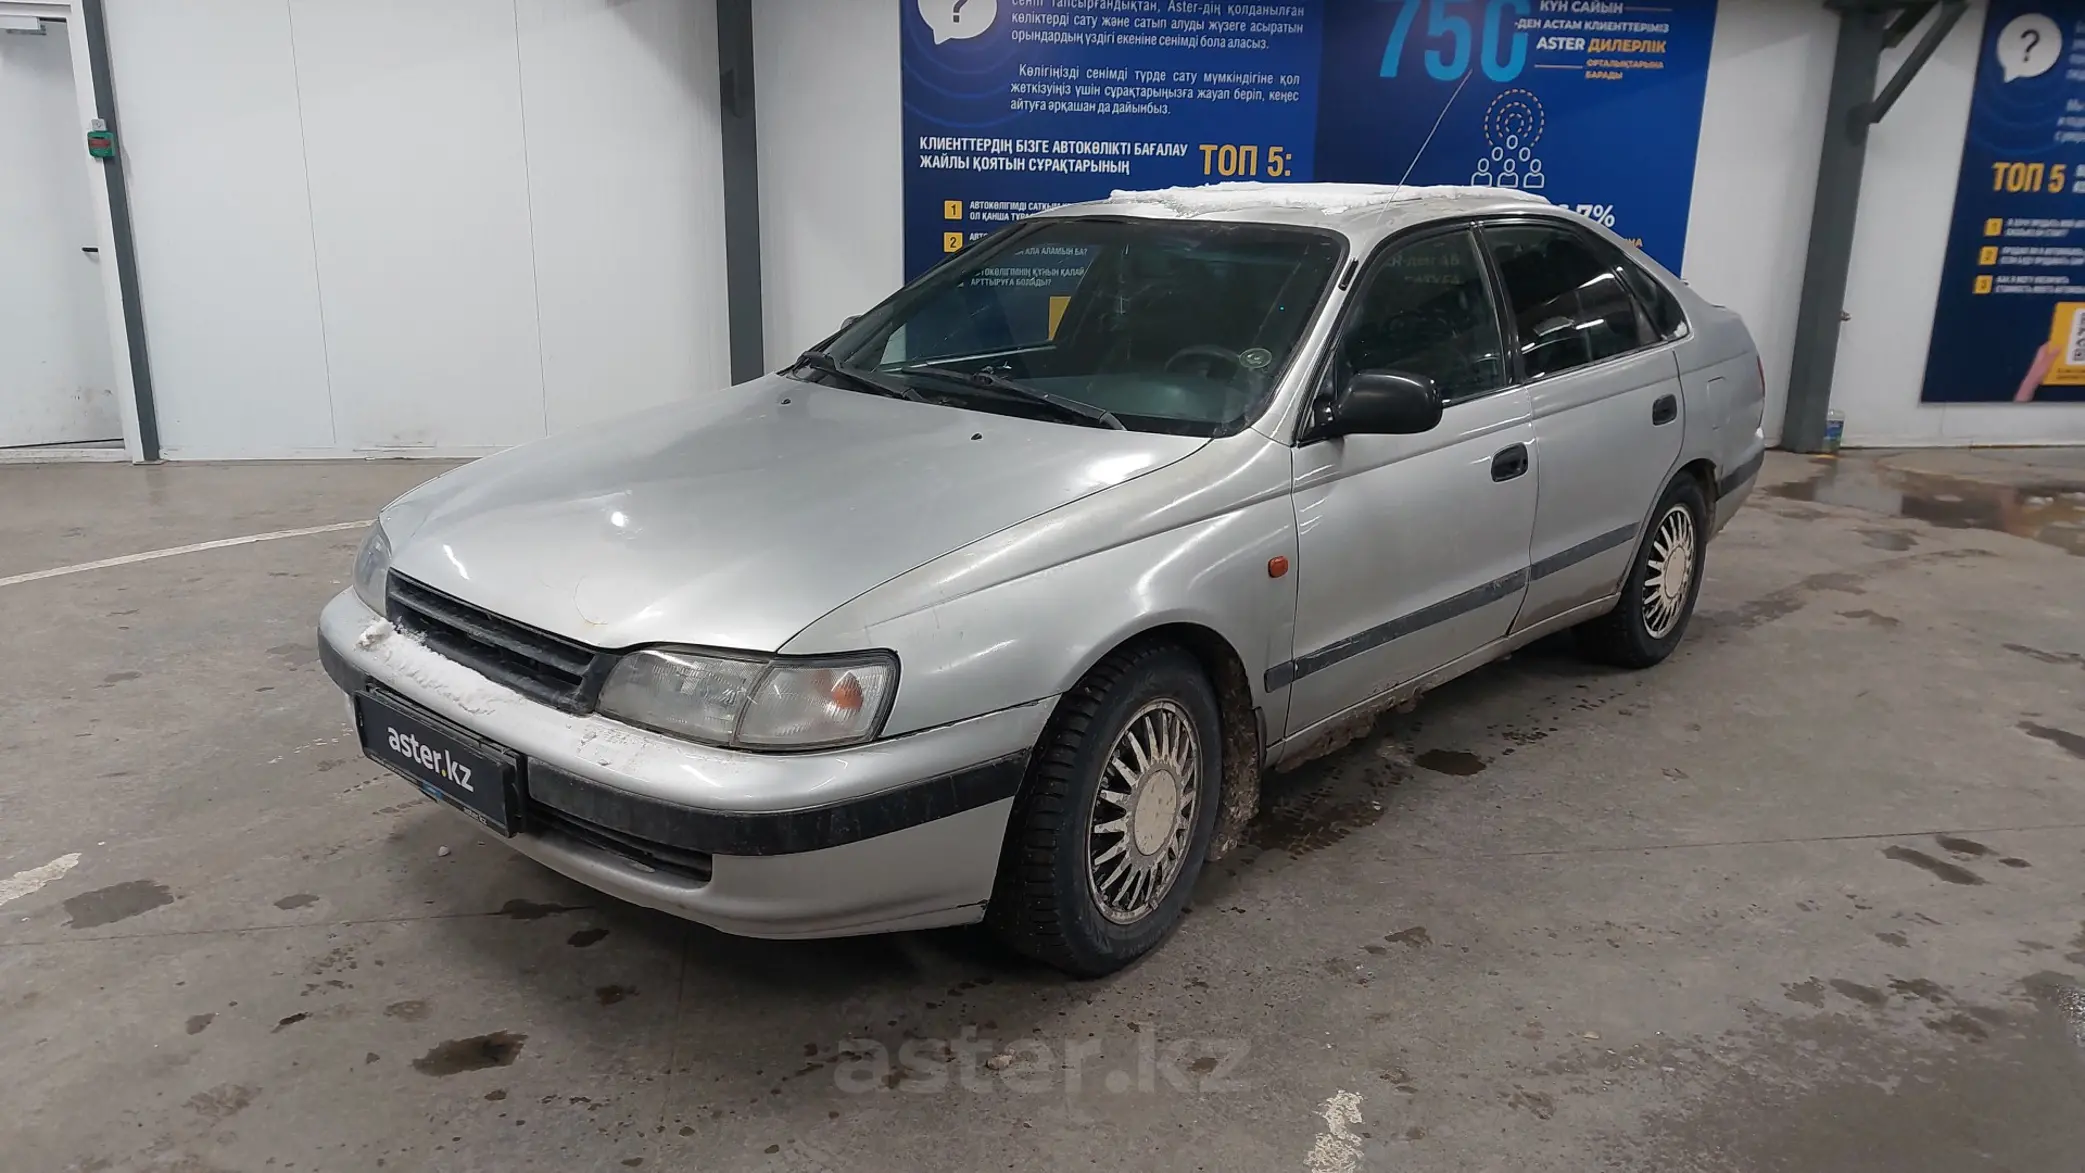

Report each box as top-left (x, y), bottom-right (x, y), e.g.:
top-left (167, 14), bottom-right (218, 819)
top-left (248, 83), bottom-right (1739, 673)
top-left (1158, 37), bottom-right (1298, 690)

top-left (1086, 698), bottom-right (1200, 925)
top-left (1642, 502), bottom-right (1698, 639)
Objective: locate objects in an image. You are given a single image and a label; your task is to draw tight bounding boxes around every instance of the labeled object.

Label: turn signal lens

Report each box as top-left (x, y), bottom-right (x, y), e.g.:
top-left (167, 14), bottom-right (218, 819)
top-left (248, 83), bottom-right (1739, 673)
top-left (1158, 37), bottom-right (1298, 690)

top-left (736, 659), bottom-right (896, 750)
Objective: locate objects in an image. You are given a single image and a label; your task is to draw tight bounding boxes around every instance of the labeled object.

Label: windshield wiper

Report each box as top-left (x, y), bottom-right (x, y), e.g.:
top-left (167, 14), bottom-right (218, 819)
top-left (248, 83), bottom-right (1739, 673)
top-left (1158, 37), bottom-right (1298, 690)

top-left (897, 364), bottom-right (1125, 430)
top-left (791, 350), bottom-right (926, 402)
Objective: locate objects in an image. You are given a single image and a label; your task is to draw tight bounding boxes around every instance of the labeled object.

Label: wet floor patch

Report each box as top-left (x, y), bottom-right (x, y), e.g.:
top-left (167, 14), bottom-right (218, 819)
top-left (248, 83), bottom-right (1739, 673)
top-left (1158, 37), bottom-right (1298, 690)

top-left (1769, 462), bottom-right (2085, 555)
top-left (495, 899), bottom-right (584, 920)
top-left (1935, 835), bottom-right (1993, 858)
top-left (1883, 845), bottom-right (1986, 886)
top-left (1415, 749), bottom-right (1486, 776)
top-left (1607, 992), bottom-right (2085, 1171)
top-left (412, 1032), bottom-right (527, 1076)
top-left (2005, 642), bottom-right (2085, 669)
top-left (64, 880), bottom-right (174, 929)
top-left (1244, 739), bottom-right (1411, 859)
top-left (2019, 722), bottom-right (2085, 760)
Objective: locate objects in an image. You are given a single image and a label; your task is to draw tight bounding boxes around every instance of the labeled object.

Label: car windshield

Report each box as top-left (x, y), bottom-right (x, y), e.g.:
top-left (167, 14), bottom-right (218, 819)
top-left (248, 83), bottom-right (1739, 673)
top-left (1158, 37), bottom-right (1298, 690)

top-left (814, 218), bottom-right (1345, 435)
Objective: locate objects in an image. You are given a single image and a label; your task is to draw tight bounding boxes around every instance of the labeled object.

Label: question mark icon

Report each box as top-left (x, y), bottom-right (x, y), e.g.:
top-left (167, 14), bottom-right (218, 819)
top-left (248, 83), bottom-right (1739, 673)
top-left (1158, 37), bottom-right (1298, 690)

top-left (1998, 15), bottom-right (2061, 81)
top-left (952, 0), bottom-right (967, 21)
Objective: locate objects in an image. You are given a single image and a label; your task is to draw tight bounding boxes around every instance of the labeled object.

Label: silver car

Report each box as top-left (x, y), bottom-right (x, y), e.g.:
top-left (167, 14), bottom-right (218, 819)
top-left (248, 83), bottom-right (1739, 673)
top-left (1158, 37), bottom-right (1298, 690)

top-left (319, 183), bottom-right (1765, 976)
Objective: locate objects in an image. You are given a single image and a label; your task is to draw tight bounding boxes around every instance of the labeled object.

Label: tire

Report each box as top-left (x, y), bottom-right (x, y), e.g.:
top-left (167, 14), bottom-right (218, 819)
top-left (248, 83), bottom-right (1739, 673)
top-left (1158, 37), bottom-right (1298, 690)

top-left (987, 643), bottom-right (1223, 978)
top-left (1575, 475), bottom-right (1709, 669)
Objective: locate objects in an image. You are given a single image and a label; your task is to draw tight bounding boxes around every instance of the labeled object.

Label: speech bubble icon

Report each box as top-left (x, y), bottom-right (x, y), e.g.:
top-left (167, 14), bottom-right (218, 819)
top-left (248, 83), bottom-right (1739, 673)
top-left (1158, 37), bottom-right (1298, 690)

top-left (1998, 14), bottom-right (2062, 82)
top-left (920, 0), bottom-right (997, 45)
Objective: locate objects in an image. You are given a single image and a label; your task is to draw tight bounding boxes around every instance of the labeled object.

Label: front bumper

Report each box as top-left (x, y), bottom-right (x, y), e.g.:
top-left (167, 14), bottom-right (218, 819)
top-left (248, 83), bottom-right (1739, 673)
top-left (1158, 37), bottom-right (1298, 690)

top-left (317, 590), bottom-right (1051, 938)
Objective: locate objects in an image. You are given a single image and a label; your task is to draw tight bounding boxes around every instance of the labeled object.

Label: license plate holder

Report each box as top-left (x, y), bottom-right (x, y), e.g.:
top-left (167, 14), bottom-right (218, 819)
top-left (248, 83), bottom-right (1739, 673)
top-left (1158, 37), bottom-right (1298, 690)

top-left (355, 690), bottom-right (519, 836)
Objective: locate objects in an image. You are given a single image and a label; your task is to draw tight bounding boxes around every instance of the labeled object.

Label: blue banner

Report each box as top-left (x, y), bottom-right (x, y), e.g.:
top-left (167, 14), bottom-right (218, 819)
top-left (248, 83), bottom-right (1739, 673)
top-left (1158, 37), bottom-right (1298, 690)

top-left (901, 0), bottom-right (1718, 278)
top-left (1921, 2), bottom-right (2085, 404)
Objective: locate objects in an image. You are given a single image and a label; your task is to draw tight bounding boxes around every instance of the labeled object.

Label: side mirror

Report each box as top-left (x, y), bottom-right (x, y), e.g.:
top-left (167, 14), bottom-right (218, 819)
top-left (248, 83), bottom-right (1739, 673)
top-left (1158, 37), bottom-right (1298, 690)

top-left (1319, 371), bottom-right (1443, 439)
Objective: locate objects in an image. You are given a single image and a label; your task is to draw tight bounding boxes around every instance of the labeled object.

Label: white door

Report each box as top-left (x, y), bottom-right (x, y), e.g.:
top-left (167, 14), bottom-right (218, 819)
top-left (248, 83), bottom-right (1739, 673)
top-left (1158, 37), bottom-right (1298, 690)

top-left (0, 19), bottom-right (118, 448)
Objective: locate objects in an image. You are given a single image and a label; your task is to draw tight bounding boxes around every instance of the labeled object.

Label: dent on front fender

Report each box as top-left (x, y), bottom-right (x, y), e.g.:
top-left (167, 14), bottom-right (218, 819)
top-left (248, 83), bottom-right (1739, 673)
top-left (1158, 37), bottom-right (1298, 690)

top-left (806, 501), bottom-right (1299, 737)
top-left (783, 436), bottom-right (1302, 738)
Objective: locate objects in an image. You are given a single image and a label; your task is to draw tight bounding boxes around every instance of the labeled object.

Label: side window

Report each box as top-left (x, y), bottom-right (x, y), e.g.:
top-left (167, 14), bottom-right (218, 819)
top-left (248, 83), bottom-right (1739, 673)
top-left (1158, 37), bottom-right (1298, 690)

top-left (1616, 254), bottom-right (1688, 340)
top-left (1484, 223), bottom-right (1649, 379)
top-left (1335, 231), bottom-right (1507, 404)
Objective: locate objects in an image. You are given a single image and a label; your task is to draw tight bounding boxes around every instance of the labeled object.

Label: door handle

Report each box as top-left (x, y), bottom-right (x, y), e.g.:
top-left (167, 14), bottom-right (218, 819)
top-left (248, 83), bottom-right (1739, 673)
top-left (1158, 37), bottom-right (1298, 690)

top-left (1652, 393), bottom-right (1678, 425)
top-left (81, 246), bottom-right (98, 255)
top-left (1491, 443), bottom-right (1529, 482)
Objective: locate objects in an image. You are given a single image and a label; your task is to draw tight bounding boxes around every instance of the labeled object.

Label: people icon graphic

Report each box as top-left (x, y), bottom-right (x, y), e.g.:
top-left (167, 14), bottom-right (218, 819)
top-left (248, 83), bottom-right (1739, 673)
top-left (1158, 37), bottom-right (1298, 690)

top-left (1470, 89), bottom-right (1547, 190)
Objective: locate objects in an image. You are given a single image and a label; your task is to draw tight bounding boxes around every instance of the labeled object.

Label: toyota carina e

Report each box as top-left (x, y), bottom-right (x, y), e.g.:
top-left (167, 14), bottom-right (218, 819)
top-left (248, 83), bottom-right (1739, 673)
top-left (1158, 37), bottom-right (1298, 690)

top-left (318, 182), bottom-right (1767, 977)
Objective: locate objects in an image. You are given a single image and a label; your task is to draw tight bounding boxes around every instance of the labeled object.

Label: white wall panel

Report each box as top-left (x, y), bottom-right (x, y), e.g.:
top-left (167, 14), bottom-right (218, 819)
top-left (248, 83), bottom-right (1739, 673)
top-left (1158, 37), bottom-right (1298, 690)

top-left (1832, 9), bottom-right (1986, 447)
top-left (289, 0), bottom-right (545, 453)
top-left (0, 20), bottom-right (118, 446)
top-left (105, 0), bottom-right (334, 458)
top-left (1683, 0), bottom-right (1838, 447)
top-left (753, 0), bottom-right (904, 368)
top-left (517, 0), bottom-right (729, 429)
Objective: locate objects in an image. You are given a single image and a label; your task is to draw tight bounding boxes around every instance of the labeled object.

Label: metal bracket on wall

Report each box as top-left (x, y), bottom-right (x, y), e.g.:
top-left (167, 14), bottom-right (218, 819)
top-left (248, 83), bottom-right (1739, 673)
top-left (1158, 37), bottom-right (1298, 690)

top-left (77, 0), bottom-right (161, 462)
top-left (1781, 0), bottom-right (1968, 453)
top-left (715, 0), bottom-right (765, 385)
top-left (1858, 0), bottom-right (1967, 126)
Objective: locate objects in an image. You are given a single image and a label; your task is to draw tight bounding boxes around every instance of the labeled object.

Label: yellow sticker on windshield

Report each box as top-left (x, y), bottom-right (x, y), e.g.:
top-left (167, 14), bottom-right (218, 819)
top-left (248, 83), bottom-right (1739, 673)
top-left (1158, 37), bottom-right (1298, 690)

top-left (1048, 296), bottom-right (1071, 339)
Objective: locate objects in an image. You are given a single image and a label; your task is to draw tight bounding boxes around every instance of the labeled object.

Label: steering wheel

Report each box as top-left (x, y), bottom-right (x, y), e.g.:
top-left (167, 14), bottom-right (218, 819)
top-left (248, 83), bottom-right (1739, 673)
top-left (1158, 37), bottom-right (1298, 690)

top-left (1163, 344), bottom-right (1248, 379)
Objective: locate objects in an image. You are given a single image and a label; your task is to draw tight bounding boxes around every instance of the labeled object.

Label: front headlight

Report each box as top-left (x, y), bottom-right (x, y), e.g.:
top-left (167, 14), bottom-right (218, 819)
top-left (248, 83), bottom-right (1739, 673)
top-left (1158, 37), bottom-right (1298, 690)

top-left (597, 649), bottom-right (897, 750)
top-left (352, 523), bottom-right (392, 613)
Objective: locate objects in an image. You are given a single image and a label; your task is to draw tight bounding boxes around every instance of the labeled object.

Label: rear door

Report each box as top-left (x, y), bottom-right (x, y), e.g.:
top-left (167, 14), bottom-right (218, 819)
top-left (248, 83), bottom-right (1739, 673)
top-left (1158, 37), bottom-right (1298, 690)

top-left (1479, 221), bottom-right (1684, 630)
top-left (1284, 227), bottom-right (1536, 739)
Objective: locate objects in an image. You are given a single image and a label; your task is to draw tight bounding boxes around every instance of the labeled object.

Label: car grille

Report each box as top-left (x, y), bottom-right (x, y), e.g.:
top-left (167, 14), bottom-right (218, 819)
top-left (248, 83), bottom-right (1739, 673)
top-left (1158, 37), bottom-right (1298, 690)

top-left (529, 804), bottom-right (715, 884)
top-left (386, 573), bottom-right (609, 713)
top-left (525, 761), bottom-right (716, 883)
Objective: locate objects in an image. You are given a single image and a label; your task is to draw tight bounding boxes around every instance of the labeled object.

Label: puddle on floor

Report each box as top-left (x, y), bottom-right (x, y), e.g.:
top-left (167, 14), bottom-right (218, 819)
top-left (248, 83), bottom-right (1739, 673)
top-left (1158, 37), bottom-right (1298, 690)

top-left (1770, 462), bottom-right (2085, 555)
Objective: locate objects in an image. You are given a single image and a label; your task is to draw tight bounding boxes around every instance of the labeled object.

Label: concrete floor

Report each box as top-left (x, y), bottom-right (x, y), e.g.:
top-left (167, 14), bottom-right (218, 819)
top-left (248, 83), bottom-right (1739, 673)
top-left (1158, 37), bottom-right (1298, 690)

top-left (2, 450), bottom-right (2081, 1173)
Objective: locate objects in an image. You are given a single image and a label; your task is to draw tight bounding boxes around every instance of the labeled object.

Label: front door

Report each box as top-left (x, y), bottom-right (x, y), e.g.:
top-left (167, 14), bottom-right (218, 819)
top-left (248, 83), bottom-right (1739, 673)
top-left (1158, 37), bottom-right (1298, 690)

top-left (1285, 228), bottom-right (1537, 740)
top-left (0, 20), bottom-right (118, 449)
top-left (1480, 221), bottom-right (1685, 628)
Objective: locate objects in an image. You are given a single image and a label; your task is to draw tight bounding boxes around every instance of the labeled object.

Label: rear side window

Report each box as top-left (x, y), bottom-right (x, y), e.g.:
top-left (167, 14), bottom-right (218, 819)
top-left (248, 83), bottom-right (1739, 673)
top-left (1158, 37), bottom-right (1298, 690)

top-left (1483, 223), bottom-right (1648, 379)
top-left (1616, 254), bottom-right (1688, 340)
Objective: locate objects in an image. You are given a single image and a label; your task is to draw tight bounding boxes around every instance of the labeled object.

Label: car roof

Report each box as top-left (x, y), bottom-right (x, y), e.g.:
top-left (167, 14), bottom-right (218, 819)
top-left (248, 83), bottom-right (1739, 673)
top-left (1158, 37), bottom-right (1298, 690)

top-left (1036, 181), bottom-right (1560, 240)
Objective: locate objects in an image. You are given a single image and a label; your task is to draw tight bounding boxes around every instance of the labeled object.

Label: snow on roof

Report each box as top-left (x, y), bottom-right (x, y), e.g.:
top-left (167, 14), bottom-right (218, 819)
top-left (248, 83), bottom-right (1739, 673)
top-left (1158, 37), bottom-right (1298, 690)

top-left (1097, 181), bottom-right (1549, 218)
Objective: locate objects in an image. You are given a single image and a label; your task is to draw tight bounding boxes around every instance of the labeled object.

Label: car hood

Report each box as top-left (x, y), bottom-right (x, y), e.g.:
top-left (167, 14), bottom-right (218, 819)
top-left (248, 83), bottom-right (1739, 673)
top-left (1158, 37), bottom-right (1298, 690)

top-left (381, 375), bottom-right (1204, 651)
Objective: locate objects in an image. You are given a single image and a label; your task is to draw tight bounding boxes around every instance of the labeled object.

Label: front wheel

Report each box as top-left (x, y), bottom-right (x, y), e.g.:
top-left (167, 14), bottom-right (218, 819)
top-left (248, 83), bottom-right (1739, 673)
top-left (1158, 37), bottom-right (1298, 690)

top-left (1575, 476), bottom-right (1708, 669)
top-left (987, 644), bottom-right (1222, 978)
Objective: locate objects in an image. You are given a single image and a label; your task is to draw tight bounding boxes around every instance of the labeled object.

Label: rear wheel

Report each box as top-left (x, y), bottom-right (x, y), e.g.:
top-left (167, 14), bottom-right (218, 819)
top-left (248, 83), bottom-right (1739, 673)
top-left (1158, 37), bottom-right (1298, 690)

top-left (1575, 476), bottom-right (1708, 668)
top-left (988, 644), bottom-right (1222, 978)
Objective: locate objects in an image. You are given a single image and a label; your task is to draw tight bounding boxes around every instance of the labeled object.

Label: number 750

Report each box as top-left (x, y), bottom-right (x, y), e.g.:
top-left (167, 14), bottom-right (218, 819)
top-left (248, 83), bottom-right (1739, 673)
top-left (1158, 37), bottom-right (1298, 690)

top-left (1379, 0), bottom-right (1531, 83)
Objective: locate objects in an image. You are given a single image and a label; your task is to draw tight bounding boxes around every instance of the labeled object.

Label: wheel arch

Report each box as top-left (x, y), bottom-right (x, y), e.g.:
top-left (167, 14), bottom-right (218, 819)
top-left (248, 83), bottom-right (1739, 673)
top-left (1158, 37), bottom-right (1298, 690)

top-left (1047, 621), bottom-right (1264, 862)
top-left (1676, 457), bottom-right (1718, 510)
